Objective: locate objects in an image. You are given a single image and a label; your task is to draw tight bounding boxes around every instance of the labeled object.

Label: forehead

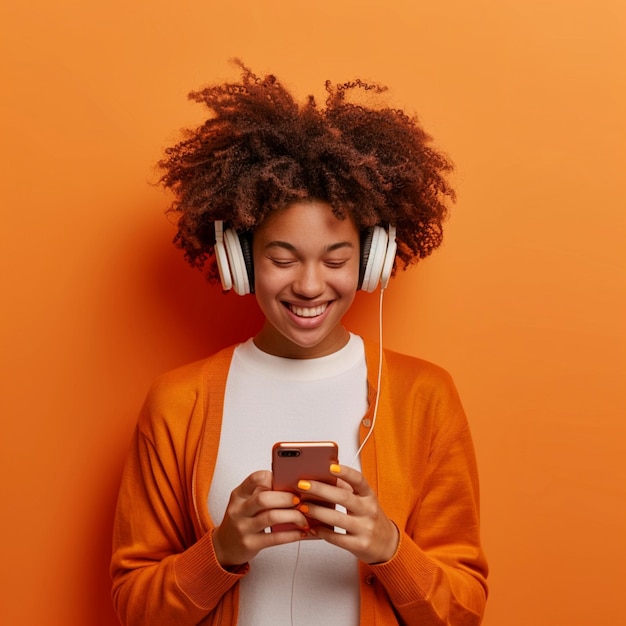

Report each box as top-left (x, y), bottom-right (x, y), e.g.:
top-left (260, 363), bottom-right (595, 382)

top-left (255, 200), bottom-right (359, 241)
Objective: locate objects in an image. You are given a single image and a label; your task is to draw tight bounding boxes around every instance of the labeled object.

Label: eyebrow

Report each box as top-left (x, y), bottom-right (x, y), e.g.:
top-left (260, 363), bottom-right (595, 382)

top-left (265, 241), bottom-right (355, 253)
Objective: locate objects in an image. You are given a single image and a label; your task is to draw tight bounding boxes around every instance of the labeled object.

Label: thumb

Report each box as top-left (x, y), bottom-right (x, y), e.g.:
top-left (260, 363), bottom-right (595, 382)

top-left (238, 470), bottom-right (272, 497)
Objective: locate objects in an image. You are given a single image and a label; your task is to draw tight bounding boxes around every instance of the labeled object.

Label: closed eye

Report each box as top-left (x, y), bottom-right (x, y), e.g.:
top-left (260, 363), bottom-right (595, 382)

top-left (324, 259), bottom-right (349, 268)
top-left (268, 256), bottom-right (296, 267)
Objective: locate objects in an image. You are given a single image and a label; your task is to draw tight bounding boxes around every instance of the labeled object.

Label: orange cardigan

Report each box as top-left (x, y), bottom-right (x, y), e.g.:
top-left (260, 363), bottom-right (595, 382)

top-left (111, 342), bottom-right (488, 625)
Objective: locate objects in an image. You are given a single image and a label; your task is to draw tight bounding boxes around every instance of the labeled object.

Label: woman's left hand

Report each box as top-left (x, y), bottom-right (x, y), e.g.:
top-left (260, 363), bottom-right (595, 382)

top-left (297, 464), bottom-right (399, 564)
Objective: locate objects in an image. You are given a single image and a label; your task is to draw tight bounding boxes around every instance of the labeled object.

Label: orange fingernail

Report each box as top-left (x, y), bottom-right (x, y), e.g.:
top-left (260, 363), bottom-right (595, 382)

top-left (298, 480), bottom-right (311, 491)
top-left (292, 495), bottom-right (301, 506)
top-left (330, 464), bottom-right (341, 474)
top-left (299, 503), bottom-right (310, 514)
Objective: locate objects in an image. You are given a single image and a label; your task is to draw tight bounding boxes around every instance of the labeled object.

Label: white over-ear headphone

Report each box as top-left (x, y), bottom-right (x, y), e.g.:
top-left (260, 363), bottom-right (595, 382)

top-left (214, 221), bottom-right (253, 295)
top-left (359, 224), bottom-right (397, 293)
top-left (214, 221), bottom-right (397, 295)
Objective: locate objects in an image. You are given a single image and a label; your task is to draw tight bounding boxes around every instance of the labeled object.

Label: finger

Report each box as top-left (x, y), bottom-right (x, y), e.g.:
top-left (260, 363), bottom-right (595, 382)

top-left (238, 489), bottom-right (303, 523)
top-left (329, 464), bottom-right (374, 496)
top-left (258, 489), bottom-right (304, 510)
top-left (296, 477), bottom-right (356, 511)
top-left (254, 507), bottom-right (310, 534)
top-left (236, 470), bottom-right (273, 498)
top-left (297, 499), bottom-right (370, 538)
top-left (262, 528), bottom-right (308, 546)
top-left (306, 507), bottom-right (399, 564)
top-left (214, 518), bottom-right (308, 567)
top-left (232, 471), bottom-right (295, 517)
top-left (296, 500), bottom-right (344, 530)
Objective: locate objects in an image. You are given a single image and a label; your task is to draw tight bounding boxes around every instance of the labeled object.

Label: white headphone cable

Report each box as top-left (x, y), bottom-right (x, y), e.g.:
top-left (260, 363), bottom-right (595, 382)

top-left (290, 539), bottom-right (302, 626)
top-left (350, 285), bottom-right (385, 466)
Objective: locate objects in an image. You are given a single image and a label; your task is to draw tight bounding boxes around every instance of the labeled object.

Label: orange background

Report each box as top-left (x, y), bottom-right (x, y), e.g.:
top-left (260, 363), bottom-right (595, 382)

top-left (1, 1), bottom-right (625, 624)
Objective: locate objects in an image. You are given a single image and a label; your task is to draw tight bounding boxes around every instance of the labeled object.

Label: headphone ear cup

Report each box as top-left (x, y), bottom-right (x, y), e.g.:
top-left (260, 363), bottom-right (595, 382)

top-left (360, 226), bottom-right (388, 292)
top-left (224, 227), bottom-right (251, 295)
top-left (359, 225), bottom-right (397, 292)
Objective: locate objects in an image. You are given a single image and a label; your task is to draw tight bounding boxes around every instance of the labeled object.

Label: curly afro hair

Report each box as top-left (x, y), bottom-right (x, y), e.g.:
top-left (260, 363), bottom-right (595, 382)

top-left (158, 60), bottom-right (455, 281)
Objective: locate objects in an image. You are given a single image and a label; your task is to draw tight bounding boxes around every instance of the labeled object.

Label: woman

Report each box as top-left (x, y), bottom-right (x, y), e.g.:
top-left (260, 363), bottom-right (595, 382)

top-left (111, 61), bottom-right (488, 625)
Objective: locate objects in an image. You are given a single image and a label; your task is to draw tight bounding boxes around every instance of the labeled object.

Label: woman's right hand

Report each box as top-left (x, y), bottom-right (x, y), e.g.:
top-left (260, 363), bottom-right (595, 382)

top-left (212, 470), bottom-right (308, 568)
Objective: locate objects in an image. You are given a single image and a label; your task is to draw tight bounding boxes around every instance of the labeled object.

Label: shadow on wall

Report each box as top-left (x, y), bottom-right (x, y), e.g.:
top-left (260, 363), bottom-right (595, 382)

top-left (139, 214), bottom-right (265, 364)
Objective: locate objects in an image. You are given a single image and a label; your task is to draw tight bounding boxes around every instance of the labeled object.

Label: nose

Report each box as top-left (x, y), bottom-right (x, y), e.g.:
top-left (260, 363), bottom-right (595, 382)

top-left (292, 262), bottom-right (324, 298)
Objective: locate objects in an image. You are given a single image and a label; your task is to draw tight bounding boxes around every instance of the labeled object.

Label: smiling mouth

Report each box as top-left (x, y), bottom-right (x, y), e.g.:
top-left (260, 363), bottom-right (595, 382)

top-left (286, 303), bottom-right (329, 318)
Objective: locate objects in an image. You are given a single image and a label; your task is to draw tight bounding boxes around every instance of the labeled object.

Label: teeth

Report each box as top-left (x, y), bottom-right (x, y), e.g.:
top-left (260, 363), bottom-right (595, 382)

top-left (289, 304), bottom-right (327, 318)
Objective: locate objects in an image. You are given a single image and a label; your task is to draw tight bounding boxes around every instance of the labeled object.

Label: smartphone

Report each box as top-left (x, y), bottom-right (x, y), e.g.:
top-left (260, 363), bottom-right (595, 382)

top-left (271, 441), bottom-right (339, 533)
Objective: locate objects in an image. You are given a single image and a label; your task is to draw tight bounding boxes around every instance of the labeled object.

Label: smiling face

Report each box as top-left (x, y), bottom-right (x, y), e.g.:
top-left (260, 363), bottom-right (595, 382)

top-left (252, 200), bottom-right (361, 359)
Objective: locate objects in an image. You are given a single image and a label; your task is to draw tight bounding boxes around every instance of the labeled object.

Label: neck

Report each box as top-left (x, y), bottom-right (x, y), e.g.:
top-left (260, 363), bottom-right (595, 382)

top-left (253, 323), bottom-right (350, 359)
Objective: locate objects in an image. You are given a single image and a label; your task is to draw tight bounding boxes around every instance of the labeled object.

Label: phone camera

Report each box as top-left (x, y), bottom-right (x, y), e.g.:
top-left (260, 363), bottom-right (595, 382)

top-left (278, 449), bottom-right (301, 458)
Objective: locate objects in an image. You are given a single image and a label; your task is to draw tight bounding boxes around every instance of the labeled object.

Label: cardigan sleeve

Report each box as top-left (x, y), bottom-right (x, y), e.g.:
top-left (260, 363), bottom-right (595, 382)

top-left (365, 354), bottom-right (488, 625)
top-left (371, 421), bottom-right (488, 625)
top-left (110, 375), bottom-right (247, 626)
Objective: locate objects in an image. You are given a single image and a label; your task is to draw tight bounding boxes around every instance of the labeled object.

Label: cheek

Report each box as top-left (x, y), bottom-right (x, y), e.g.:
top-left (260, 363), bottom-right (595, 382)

top-left (340, 279), bottom-right (359, 299)
top-left (254, 276), bottom-right (278, 305)
top-left (252, 267), bottom-right (288, 313)
top-left (339, 262), bottom-right (361, 293)
top-left (330, 275), bottom-right (359, 309)
top-left (324, 262), bottom-right (360, 296)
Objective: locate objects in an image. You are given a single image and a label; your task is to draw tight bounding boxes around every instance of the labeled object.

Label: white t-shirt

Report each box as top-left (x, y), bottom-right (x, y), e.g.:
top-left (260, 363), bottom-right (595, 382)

top-left (208, 334), bottom-right (368, 625)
